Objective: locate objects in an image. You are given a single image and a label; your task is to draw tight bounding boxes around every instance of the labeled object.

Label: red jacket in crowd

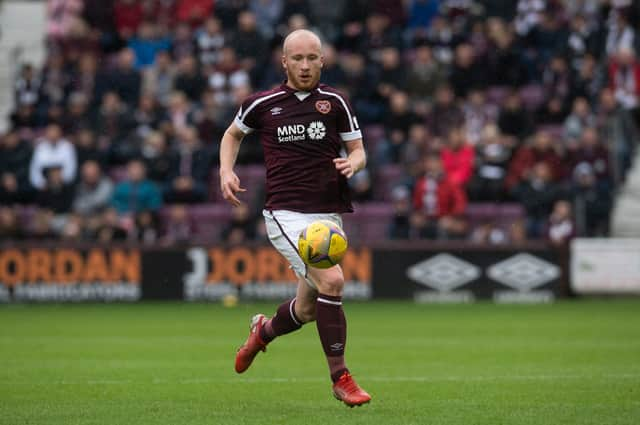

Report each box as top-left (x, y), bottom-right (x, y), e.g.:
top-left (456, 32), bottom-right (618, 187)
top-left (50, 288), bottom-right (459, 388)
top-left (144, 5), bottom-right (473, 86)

top-left (413, 175), bottom-right (467, 218)
top-left (441, 144), bottom-right (475, 187)
top-left (505, 146), bottom-right (564, 190)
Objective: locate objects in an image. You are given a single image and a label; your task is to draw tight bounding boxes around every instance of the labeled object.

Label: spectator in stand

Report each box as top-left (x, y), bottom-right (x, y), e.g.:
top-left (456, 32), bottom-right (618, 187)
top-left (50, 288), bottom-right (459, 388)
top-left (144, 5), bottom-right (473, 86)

top-left (128, 21), bottom-right (171, 70)
top-left (14, 64), bottom-right (41, 108)
top-left (172, 22), bottom-right (197, 61)
top-left (61, 92), bottom-right (92, 135)
top-left (163, 204), bottom-right (193, 244)
top-left (0, 131), bottom-right (33, 204)
top-left (597, 87), bottom-right (638, 183)
top-left (132, 93), bottom-right (162, 140)
top-left (569, 127), bottom-right (611, 186)
top-left (141, 131), bottom-right (173, 183)
top-left (358, 13), bottom-right (402, 61)
top-left (512, 161), bottom-right (565, 238)
top-left (0, 207), bottom-right (24, 240)
top-left (163, 91), bottom-right (196, 135)
top-left (221, 203), bottom-right (257, 244)
top-left (545, 199), bottom-right (575, 246)
top-left (134, 210), bottom-right (160, 244)
top-left (375, 47), bottom-right (407, 100)
top-left (111, 159), bottom-right (162, 215)
top-left (108, 48), bottom-right (142, 107)
top-left (318, 44), bottom-right (347, 88)
top-left (73, 128), bottom-right (106, 169)
top-left (47, 0), bottom-right (84, 41)
top-left (39, 52), bottom-right (69, 108)
top-left (70, 53), bottom-right (98, 106)
top-left (529, 11), bottom-right (568, 68)
top-left (400, 123), bottom-right (430, 179)
top-left (174, 55), bottom-right (207, 102)
top-left (463, 89), bottom-right (498, 145)
top-left (176, 0), bottom-right (214, 28)
top-left (388, 185), bottom-right (412, 240)
top-left (498, 91), bottom-right (533, 138)
top-left (449, 43), bottom-right (487, 99)
top-left (486, 18), bottom-right (528, 87)
top-left (73, 160), bottom-right (114, 217)
top-left (572, 162), bottom-right (612, 236)
top-left (440, 127), bottom-right (475, 188)
top-left (405, 0), bottom-right (441, 44)
top-left (94, 91), bottom-right (136, 162)
top-left (427, 84), bottom-right (463, 137)
top-left (405, 44), bottom-right (447, 103)
top-left (423, 15), bottom-right (459, 64)
top-left (378, 91), bottom-right (419, 164)
top-left (467, 124), bottom-right (515, 202)
top-left (143, 50), bottom-right (177, 106)
top-left (349, 168), bottom-right (373, 202)
top-left (35, 166), bottom-right (75, 233)
top-left (541, 56), bottom-right (572, 110)
top-left (514, 0), bottom-right (546, 38)
top-left (197, 17), bottom-right (226, 67)
top-left (114, 0), bottom-right (144, 39)
top-left (570, 54), bottom-right (602, 104)
top-left (249, 0), bottom-right (283, 40)
top-left (564, 96), bottom-right (596, 147)
top-left (505, 130), bottom-right (564, 191)
top-left (165, 126), bottom-right (213, 203)
top-left (411, 154), bottom-right (468, 239)
top-left (208, 47), bottom-right (251, 107)
top-left (231, 11), bottom-right (267, 78)
top-left (29, 124), bottom-right (77, 190)
top-left (605, 11), bottom-right (636, 58)
top-left (609, 47), bottom-right (640, 121)
top-left (94, 207), bottom-right (128, 242)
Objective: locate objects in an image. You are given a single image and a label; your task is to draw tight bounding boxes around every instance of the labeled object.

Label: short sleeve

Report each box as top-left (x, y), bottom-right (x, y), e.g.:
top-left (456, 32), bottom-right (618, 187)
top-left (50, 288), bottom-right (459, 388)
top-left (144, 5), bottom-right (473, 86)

top-left (233, 96), bottom-right (261, 134)
top-left (335, 94), bottom-right (362, 142)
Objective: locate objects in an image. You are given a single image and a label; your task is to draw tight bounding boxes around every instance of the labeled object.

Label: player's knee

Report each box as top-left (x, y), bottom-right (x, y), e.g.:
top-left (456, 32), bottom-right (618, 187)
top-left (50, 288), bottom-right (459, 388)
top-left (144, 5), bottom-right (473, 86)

top-left (316, 269), bottom-right (344, 295)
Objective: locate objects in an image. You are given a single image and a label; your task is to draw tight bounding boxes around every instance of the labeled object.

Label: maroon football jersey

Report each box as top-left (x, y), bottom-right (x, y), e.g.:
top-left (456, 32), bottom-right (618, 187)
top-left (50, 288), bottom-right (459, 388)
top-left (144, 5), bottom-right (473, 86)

top-left (234, 83), bottom-right (363, 213)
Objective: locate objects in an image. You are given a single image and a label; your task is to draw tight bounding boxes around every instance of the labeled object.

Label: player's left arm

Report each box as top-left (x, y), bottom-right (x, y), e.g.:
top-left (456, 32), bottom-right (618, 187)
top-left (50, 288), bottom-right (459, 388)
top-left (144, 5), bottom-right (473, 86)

top-left (334, 139), bottom-right (366, 179)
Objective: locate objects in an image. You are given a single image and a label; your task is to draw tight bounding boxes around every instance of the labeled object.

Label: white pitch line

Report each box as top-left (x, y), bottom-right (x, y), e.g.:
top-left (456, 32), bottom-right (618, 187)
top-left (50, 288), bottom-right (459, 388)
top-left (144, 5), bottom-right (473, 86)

top-left (18, 373), bottom-right (640, 386)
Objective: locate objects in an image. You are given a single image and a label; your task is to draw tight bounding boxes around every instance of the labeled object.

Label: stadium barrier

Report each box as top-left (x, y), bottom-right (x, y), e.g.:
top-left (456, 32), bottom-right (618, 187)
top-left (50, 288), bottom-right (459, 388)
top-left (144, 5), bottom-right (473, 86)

top-left (0, 242), bottom-right (569, 303)
top-left (371, 241), bottom-right (569, 303)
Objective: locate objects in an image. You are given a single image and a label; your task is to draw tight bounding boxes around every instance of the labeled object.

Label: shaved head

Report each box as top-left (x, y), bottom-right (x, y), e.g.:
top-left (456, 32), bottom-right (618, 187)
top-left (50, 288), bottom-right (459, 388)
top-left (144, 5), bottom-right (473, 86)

top-left (283, 29), bottom-right (322, 56)
top-left (282, 29), bottom-right (323, 91)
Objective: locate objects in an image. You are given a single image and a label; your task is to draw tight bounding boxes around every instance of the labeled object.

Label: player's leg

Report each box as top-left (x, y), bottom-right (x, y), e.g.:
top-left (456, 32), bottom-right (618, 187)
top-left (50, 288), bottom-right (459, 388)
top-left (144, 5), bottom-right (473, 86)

top-left (235, 210), bottom-right (313, 373)
top-left (307, 265), bottom-right (371, 406)
top-left (259, 274), bottom-right (318, 343)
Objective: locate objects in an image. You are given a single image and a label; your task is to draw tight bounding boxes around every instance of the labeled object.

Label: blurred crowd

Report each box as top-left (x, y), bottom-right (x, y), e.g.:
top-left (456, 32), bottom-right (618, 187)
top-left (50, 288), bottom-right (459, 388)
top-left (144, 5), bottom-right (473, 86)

top-left (2, 0), bottom-right (640, 246)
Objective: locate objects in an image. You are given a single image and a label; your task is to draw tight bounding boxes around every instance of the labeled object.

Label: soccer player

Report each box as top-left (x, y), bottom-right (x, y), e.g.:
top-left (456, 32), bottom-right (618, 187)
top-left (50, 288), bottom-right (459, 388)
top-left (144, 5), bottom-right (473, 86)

top-left (219, 29), bottom-right (371, 407)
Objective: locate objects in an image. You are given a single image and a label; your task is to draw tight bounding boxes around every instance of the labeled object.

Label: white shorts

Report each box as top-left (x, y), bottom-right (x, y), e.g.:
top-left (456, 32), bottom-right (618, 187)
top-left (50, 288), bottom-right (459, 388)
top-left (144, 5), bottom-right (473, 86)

top-left (263, 209), bottom-right (343, 289)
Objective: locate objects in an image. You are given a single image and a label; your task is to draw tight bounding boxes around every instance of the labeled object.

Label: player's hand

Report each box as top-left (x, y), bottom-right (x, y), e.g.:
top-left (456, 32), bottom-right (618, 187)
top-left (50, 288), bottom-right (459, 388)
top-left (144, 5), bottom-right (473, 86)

top-left (220, 170), bottom-right (246, 206)
top-left (333, 157), bottom-right (355, 178)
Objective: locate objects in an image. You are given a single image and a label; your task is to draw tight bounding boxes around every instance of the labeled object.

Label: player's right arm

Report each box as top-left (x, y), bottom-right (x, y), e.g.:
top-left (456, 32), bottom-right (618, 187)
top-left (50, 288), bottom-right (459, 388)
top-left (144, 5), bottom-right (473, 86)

top-left (219, 122), bottom-right (247, 206)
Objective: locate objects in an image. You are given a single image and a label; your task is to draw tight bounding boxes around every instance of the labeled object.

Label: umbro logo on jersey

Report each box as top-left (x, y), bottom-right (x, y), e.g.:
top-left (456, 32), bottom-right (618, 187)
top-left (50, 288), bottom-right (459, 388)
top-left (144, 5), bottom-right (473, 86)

top-left (270, 107), bottom-right (283, 115)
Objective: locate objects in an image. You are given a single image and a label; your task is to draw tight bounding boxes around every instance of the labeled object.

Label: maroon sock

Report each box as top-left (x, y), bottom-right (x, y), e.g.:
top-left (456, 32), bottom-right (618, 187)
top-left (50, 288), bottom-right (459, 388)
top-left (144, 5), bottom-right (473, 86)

top-left (260, 298), bottom-right (303, 343)
top-left (316, 294), bottom-right (349, 382)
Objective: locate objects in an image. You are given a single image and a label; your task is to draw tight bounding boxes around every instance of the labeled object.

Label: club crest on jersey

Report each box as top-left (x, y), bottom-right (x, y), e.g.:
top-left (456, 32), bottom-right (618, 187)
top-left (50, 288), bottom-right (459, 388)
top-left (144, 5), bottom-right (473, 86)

top-left (315, 100), bottom-right (331, 114)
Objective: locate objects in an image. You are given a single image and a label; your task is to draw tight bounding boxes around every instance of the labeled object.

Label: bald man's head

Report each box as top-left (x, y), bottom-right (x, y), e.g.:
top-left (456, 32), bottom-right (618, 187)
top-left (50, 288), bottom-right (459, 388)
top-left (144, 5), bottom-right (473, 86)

top-left (283, 29), bottom-right (322, 55)
top-left (282, 30), bottom-right (323, 91)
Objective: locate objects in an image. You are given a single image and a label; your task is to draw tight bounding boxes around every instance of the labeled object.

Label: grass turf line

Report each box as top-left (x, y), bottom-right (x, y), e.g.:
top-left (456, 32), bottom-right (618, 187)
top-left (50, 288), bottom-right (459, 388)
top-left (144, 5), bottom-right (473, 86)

top-left (1, 300), bottom-right (639, 425)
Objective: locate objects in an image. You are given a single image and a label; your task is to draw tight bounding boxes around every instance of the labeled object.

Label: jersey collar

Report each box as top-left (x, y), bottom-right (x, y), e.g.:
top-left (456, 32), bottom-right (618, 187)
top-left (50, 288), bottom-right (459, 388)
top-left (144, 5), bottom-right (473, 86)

top-left (281, 81), bottom-right (319, 101)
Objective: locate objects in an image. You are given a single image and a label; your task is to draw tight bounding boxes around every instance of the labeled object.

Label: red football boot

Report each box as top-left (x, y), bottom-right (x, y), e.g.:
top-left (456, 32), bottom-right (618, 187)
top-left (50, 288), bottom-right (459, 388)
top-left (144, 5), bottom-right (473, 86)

top-left (235, 314), bottom-right (268, 373)
top-left (332, 372), bottom-right (372, 407)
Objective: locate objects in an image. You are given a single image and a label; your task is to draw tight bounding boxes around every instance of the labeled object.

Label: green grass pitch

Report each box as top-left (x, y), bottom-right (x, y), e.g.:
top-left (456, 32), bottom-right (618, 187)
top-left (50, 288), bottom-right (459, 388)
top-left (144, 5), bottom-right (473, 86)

top-left (1, 300), bottom-right (639, 425)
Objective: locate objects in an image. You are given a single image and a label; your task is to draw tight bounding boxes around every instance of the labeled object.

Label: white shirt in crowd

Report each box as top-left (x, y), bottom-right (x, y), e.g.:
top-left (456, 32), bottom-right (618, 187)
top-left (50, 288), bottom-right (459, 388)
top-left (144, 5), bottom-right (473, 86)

top-left (29, 137), bottom-right (77, 189)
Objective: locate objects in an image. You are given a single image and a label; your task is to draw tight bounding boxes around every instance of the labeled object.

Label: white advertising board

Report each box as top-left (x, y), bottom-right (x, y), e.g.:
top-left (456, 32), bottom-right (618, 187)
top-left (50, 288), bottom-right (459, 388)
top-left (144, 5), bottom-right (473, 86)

top-left (571, 238), bottom-right (640, 294)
